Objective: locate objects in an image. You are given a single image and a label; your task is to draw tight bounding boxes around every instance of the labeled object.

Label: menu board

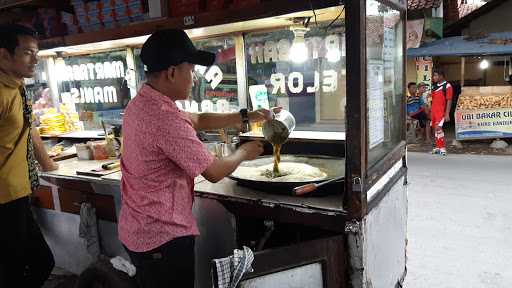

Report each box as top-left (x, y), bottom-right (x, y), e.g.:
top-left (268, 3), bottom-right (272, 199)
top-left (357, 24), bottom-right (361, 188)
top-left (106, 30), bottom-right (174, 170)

top-left (367, 60), bottom-right (385, 149)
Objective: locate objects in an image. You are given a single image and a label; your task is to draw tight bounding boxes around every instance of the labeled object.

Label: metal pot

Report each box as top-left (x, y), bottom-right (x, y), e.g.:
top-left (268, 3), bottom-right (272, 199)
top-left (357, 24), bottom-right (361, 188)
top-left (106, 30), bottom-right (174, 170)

top-left (205, 142), bottom-right (238, 158)
top-left (262, 110), bottom-right (296, 144)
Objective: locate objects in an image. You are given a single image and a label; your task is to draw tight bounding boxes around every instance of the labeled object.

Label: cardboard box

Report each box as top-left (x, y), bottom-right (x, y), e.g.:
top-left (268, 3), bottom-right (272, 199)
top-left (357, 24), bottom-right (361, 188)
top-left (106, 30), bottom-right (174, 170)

top-left (206, 0), bottom-right (226, 11)
top-left (148, 0), bottom-right (168, 18)
top-left (231, 0), bottom-right (259, 8)
top-left (169, 0), bottom-right (204, 17)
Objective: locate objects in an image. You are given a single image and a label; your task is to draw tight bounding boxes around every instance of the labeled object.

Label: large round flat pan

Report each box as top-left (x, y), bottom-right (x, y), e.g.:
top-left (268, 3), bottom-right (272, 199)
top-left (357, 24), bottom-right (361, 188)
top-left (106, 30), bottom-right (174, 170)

top-left (229, 155), bottom-right (345, 196)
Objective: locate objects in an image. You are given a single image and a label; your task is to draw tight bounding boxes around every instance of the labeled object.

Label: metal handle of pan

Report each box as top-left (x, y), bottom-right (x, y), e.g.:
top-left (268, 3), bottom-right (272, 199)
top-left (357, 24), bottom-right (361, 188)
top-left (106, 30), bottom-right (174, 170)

top-left (293, 175), bottom-right (345, 196)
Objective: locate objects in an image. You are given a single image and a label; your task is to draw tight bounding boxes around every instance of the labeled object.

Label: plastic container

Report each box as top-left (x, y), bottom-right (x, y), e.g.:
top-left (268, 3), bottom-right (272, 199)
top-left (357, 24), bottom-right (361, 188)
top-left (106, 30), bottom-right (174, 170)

top-left (88, 141), bottom-right (110, 160)
top-left (76, 143), bottom-right (93, 160)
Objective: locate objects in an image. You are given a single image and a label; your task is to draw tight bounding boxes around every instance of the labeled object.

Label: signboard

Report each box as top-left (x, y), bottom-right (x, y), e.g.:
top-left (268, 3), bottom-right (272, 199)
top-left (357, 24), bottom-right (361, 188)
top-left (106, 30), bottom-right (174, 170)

top-left (249, 85), bottom-right (270, 110)
top-left (415, 57), bottom-right (433, 92)
top-left (368, 60), bottom-right (385, 149)
top-left (455, 108), bottom-right (512, 140)
top-left (56, 51), bottom-right (130, 112)
top-left (245, 28), bottom-right (345, 126)
top-left (406, 19), bottom-right (424, 49)
top-left (179, 66), bottom-right (237, 113)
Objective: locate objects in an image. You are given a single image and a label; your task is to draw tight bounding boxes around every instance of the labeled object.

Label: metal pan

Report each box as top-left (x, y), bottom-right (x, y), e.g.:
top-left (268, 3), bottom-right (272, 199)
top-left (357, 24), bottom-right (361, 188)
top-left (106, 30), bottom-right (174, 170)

top-left (229, 155), bottom-right (345, 196)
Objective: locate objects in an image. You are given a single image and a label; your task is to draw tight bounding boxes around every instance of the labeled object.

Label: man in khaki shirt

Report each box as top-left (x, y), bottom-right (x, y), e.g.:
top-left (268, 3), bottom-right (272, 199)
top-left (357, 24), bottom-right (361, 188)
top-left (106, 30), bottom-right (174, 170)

top-left (0, 24), bottom-right (58, 287)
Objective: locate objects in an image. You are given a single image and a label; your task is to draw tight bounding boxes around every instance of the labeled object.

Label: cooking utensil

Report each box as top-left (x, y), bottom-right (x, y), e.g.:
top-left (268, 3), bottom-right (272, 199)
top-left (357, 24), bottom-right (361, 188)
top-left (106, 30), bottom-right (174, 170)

top-left (101, 120), bottom-right (108, 139)
top-left (101, 161), bottom-right (120, 170)
top-left (262, 110), bottom-right (296, 144)
top-left (229, 155), bottom-right (344, 196)
top-left (293, 175), bottom-right (345, 196)
top-left (76, 162), bottom-right (120, 177)
top-left (204, 142), bottom-right (238, 158)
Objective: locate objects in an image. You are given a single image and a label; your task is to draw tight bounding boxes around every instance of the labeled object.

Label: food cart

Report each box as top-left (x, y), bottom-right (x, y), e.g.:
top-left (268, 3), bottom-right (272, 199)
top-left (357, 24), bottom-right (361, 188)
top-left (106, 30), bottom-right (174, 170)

top-left (5, 0), bottom-right (408, 287)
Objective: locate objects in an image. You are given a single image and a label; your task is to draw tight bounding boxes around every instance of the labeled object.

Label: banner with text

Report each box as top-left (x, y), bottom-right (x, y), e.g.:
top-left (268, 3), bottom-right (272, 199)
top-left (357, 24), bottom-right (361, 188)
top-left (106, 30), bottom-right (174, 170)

top-left (455, 108), bottom-right (512, 140)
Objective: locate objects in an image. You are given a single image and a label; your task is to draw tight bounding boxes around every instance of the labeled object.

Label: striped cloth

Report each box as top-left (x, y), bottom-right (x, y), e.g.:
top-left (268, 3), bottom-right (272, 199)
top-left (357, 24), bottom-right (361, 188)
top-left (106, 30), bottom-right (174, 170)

top-left (213, 246), bottom-right (254, 288)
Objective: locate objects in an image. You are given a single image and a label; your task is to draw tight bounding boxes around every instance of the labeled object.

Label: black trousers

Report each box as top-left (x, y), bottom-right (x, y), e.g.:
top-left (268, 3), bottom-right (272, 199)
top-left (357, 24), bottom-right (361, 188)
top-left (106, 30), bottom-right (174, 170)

top-left (124, 236), bottom-right (195, 288)
top-left (0, 196), bottom-right (55, 288)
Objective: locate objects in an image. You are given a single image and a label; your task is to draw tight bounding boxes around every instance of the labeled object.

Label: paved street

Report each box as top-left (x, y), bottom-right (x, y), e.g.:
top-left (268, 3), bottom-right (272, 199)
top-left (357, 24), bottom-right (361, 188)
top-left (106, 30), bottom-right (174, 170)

top-left (404, 152), bottom-right (512, 288)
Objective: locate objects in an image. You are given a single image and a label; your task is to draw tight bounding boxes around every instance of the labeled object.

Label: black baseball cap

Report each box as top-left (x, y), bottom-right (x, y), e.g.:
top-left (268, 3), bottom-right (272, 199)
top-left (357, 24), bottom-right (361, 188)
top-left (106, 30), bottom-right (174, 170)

top-left (140, 29), bottom-right (216, 73)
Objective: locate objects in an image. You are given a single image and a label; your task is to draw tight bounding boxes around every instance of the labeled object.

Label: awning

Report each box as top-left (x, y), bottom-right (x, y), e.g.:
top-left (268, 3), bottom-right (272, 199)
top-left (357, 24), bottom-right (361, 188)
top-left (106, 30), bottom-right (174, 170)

top-left (407, 32), bottom-right (512, 57)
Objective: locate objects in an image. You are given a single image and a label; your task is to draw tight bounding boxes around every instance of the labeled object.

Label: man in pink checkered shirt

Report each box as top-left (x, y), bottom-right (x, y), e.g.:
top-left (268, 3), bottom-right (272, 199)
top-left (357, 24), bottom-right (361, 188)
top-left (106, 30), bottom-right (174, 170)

top-left (119, 29), bottom-right (274, 288)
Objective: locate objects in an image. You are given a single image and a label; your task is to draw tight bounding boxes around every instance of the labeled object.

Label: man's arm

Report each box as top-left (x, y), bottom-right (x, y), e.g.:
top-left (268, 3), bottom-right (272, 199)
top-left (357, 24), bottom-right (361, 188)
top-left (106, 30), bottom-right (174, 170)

top-left (188, 108), bottom-right (278, 131)
top-left (31, 128), bottom-right (58, 171)
top-left (444, 84), bottom-right (454, 122)
top-left (202, 141), bottom-right (263, 183)
top-left (188, 112), bottom-right (242, 131)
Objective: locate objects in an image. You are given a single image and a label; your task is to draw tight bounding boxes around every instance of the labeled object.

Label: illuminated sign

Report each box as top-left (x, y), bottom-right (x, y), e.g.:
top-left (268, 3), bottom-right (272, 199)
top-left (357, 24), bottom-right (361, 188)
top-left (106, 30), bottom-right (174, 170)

top-left (247, 34), bottom-right (345, 96)
top-left (57, 60), bottom-right (126, 105)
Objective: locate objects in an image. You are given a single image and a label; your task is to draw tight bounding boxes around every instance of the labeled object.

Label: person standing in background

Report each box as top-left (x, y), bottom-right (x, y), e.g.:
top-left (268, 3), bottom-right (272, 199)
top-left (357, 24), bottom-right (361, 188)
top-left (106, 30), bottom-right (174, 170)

top-left (0, 24), bottom-right (58, 287)
top-left (430, 70), bottom-right (453, 156)
top-left (417, 82), bottom-right (431, 142)
top-left (407, 82), bottom-right (429, 142)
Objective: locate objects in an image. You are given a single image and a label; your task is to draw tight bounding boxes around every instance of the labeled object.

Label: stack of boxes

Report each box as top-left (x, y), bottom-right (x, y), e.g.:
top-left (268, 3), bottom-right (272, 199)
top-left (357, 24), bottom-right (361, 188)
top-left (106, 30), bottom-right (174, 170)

top-left (61, 12), bottom-right (81, 34)
top-left (169, 0), bottom-right (203, 16)
top-left (168, 0), bottom-right (261, 16)
top-left (34, 8), bottom-right (68, 37)
top-left (70, 0), bottom-right (146, 32)
top-left (230, 0), bottom-right (260, 8)
top-left (51, 0), bottom-right (264, 36)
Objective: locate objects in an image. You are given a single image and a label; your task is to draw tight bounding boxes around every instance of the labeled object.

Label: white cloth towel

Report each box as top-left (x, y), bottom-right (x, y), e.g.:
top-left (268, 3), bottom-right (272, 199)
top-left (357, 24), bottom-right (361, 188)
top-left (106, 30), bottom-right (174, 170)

top-left (110, 256), bottom-right (137, 277)
top-left (213, 246), bottom-right (254, 288)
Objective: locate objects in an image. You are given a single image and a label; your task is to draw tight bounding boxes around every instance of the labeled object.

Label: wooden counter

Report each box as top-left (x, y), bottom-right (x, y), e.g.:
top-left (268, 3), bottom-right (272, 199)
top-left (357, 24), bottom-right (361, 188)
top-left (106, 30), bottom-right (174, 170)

top-left (39, 157), bottom-right (347, 231)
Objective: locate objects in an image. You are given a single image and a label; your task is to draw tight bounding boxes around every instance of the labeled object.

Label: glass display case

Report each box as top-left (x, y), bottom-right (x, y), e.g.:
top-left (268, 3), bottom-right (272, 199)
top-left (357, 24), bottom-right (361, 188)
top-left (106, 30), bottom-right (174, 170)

top-left (366, 0), bottom-right (404, 167)
top-left (54, 50), bottom-right (133, 130)
top-left (245, 23), bottom-right (346, 132)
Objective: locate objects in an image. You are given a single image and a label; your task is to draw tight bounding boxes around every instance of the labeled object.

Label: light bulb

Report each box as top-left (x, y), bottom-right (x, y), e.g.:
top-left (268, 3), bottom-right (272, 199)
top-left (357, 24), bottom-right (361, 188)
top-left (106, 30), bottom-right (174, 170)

top-left (54, 57), bottom-right (66, 82)
top-left (326, 49), bottom-right (341, 62)
top-left (290, 26), bottom-right (309, 64)
top-left (479, 59), bottom-right (489, 70)
top-left (290, 42), bottom-right (308, 63)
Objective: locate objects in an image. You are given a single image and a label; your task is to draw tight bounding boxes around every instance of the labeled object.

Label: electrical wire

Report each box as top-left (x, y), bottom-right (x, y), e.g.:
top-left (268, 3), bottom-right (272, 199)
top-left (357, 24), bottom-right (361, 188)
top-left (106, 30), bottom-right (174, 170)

top-left (309, 0), bottom-right (319, 27)
top-left (325, 5), bottom-right (345, 33)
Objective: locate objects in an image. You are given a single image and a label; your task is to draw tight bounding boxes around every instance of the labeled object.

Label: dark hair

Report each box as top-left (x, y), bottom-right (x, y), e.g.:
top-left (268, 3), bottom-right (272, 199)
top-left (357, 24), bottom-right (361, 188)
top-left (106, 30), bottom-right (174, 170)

top-left (433, 70), bottom-right (445, 78)
top-left (407, 82), bottom-right (417, 89)
top-left (0, 24), bottom-right (38, 55)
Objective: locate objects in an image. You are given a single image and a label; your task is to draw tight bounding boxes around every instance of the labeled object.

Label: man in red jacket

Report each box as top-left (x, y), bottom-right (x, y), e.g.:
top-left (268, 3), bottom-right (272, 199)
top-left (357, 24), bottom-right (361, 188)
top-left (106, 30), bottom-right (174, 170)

top-left (430, 70), bottom-right (453, 156)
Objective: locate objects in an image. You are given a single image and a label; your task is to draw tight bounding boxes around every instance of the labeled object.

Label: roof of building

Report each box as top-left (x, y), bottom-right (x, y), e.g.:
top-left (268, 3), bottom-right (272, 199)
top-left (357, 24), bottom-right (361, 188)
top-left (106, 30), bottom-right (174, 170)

top-left (444, 0), bottom-right (509, 36)
top-left (407, 0), bottom-right (442, 11)
top-left (408, 31), bottom-right (512, 57)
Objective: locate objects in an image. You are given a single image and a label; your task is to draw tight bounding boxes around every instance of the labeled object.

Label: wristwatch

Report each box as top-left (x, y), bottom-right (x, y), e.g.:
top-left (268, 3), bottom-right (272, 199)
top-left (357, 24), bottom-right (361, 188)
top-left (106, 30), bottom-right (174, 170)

top-left (239, 108), bottom-right (250, 133)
